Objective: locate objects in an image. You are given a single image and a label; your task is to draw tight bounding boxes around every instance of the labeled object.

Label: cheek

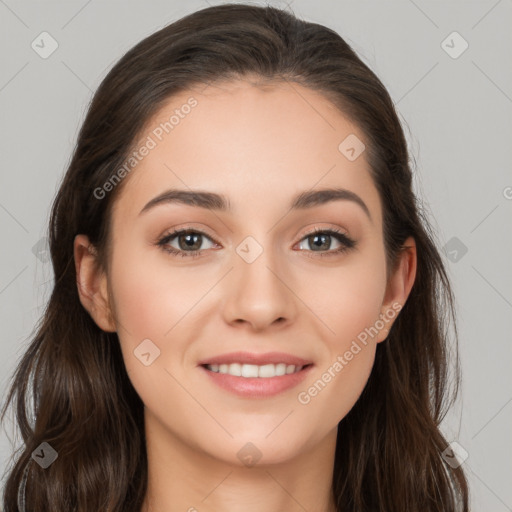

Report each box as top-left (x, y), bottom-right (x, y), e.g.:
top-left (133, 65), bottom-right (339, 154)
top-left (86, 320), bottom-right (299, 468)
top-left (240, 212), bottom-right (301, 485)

top-left (107, 249), bottom-right (187, 380)
top-left (294, 251), bottom-right (386, 418)
top-left (109, 246), bottom-right (206, 337)
top-left (107, 245), bottom-right (224, 400)
top-left (296, 272), bottom-right (384, 429)
top-left (304, 252), bottom-right (387, 348)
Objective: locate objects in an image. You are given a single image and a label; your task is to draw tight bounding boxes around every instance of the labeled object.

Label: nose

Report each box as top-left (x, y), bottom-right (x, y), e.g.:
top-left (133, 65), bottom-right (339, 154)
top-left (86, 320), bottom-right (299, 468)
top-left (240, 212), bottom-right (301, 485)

top-left (221, 242), bottom-right (298, 332)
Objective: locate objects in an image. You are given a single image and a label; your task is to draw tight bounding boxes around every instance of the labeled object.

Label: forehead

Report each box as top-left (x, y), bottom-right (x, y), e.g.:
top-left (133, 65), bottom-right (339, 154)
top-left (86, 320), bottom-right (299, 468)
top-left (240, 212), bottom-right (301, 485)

top-left (111, 78), bottom-right (382, 226)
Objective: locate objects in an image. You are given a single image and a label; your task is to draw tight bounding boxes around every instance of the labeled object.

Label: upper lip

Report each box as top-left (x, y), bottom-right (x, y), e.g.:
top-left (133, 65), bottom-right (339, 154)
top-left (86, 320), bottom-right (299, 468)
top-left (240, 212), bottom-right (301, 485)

top-left (198, 351), bottom-right (313, 367)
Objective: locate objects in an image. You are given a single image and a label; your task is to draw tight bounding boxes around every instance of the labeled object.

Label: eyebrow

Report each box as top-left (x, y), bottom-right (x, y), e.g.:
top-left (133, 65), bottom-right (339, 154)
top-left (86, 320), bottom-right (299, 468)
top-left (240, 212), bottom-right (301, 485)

top-left (138, 187), bottom-right (372, 222)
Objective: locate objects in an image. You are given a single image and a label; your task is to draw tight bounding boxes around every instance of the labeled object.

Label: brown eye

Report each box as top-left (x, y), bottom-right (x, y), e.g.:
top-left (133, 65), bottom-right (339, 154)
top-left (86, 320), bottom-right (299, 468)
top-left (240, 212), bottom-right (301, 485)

top-left (296, 228), bottom-right (356, 257)
top-left (158, 229), bottom-right (216, 258)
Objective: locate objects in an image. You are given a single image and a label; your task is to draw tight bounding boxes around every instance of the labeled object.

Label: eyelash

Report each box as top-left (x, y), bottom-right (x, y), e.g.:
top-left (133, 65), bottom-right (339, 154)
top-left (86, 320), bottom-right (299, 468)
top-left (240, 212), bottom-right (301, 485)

top-left (156, 226), bottom-right (356, 259)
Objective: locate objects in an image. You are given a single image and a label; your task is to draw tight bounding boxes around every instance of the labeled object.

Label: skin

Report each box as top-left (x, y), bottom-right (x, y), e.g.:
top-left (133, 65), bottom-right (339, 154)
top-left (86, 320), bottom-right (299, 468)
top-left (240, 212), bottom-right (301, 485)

top-left (74, 77), bottom-right (416, 512)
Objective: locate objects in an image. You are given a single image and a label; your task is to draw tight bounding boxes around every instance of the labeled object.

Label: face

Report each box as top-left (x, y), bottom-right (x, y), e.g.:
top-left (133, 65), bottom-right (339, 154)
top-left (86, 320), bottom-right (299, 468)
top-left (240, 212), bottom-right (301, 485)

top-left (78, 78), bottom-right (411, 466)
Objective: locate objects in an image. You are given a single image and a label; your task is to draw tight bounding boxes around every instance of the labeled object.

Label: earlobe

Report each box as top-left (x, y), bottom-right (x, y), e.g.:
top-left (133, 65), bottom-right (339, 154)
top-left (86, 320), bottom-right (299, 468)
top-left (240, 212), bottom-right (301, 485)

top-left (74, 234), bottom-right (117, 332)
top-left (376, 236), bottom-right (417, 343)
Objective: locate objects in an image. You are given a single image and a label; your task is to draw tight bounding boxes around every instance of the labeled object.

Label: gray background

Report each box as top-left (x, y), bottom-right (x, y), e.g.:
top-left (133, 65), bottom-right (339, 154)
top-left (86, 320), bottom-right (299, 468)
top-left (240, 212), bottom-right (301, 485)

top-left (0, 0), bottom-right (511, 510)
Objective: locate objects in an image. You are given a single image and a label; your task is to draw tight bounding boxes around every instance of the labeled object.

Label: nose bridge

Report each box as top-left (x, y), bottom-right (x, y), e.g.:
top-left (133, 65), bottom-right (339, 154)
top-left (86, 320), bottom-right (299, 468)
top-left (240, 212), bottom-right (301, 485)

top-left (222, 231), bottom-right (296, 329)
top-left (235, 231), bottom-right (285, 299)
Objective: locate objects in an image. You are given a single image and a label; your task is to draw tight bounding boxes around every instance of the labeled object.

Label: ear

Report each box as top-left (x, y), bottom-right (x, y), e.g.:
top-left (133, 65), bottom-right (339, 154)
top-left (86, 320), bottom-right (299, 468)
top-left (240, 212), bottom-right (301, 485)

top-left (375, 236), bottom-right (417, 343)
top-left (74, 234), bottom-right (117, 332)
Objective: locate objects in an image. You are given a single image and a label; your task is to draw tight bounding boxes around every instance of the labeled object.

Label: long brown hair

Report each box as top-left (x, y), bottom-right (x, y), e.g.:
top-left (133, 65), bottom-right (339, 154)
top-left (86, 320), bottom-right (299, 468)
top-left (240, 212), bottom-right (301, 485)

top-left (1, 4), bottom-right (469, 511)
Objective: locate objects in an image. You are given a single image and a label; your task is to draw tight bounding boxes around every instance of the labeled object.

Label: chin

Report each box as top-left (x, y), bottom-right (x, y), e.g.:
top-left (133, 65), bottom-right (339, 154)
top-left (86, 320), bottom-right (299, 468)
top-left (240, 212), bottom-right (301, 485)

top-left (209, 434), bottom-right (311, 468)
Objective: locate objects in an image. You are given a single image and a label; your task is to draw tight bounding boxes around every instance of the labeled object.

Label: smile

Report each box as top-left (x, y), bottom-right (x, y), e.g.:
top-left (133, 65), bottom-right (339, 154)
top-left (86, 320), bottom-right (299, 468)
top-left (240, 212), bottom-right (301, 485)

top-left (199, 361), bottom-right (314, 398)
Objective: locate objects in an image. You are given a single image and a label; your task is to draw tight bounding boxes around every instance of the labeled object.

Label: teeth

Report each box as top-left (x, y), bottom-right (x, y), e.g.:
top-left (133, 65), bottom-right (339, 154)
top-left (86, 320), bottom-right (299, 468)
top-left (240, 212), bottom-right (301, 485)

top-left (206, 362), bottom-right (305, 378)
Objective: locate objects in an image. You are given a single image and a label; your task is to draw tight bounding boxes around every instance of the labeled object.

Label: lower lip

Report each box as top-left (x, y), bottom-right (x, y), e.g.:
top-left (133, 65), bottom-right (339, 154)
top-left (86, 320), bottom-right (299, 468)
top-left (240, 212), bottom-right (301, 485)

top-left (199, 365), bottom-right (314, 398)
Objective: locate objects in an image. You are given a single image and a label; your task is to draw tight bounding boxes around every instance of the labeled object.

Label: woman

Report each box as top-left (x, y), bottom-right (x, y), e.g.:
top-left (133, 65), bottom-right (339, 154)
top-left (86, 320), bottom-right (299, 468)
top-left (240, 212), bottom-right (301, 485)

top-left (1, 3), bottom-right (469, 511)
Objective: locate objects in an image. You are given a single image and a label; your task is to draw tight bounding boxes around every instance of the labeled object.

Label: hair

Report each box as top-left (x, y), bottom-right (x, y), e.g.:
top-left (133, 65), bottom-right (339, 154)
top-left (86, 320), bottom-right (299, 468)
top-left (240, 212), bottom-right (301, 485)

top-left (1, 3), bottom-right (469, 511)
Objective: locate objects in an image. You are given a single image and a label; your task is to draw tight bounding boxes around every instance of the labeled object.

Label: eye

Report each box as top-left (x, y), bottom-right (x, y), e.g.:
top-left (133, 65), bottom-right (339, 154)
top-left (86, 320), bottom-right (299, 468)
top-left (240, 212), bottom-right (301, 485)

top-left (157, 229), bottom-right (217, 258)
top-left (295, 227), bottom-right (356, 257)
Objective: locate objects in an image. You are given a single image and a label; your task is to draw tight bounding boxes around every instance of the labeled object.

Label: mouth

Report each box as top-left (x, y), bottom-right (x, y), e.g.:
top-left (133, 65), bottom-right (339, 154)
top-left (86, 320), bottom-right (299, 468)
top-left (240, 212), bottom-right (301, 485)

top-left (197, 352), bottom-right (314, 398)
